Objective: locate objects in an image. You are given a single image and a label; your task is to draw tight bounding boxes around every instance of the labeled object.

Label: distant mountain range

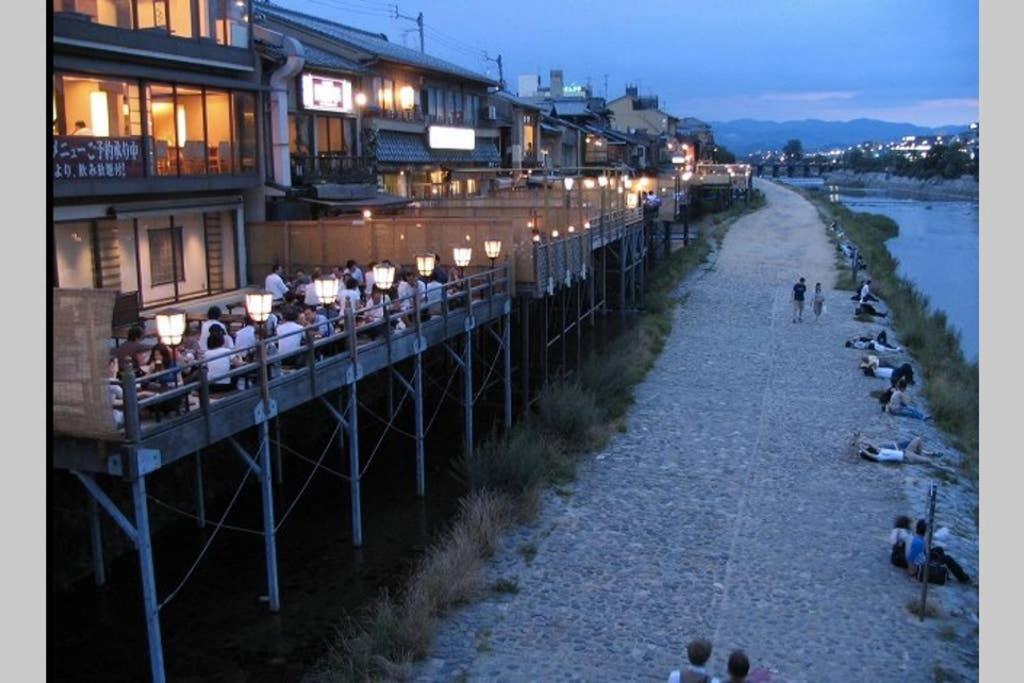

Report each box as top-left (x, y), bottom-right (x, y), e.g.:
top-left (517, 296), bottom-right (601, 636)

top-left (709, 118), bottom-right (969, 155)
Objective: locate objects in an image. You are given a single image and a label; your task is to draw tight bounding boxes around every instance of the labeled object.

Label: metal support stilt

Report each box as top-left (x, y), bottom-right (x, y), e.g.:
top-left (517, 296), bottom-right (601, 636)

top-left (463, 329), bottom-right (474, 460)
top-left (503, 312), bottom-right (512, 429)
top-left (195, 450), bottom-right (206, 529)
top-left (520, 296), bottom-right (531, 413)
top-left (130, 475), bottom-right (165, 683)
top-left (541, 295), bottom-right (549, 383)
top-left (560, 284), bottom-right (567, 379)
top-left (414, 353), bottom-right (426, 498)
top-left (273, 417), bottom-right (283, 485)
top-left (87, 495), bottom-right (105, 587)
top-left (346, 384), bottom-right (363, 547)
top-left (619, 235), bottom-right (627, 321)
top-left (258, 419), bottom-right (281, 612)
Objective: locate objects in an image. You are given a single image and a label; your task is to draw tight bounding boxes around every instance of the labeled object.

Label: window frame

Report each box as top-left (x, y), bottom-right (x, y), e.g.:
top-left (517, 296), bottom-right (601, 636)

top-left (148, 223), bottom-right (185, 287)
top-left (53, 0), bottom-right (251, 47)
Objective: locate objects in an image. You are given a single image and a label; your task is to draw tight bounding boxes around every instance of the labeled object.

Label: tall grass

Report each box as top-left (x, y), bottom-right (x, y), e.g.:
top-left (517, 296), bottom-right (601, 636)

top-left (803, 190), bottom-right (978, 477)
top-left (315, 195), bottom-right (767, 680)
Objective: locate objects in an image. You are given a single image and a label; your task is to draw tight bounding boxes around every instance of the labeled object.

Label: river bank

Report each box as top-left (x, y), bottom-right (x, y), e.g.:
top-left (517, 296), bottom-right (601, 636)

top-left (824, 170), bottom-right (979, 201)
top-left (411, 178), bottom-right (978, 682)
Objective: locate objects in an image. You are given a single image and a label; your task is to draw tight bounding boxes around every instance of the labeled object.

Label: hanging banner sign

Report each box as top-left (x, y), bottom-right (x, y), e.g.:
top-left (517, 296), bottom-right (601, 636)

top-left (302, 73), bottom-right (354, 113)
top-left (52, 136), bottom-right (144, 180)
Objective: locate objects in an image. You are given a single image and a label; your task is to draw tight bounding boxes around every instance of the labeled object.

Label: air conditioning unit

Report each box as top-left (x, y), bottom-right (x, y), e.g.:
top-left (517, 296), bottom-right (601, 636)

top-left (483, 105), bottom-right (497, 121)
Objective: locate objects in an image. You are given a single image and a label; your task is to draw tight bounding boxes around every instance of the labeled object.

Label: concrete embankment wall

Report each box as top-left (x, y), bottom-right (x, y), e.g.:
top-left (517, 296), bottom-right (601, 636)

top-left (824, 170), bottom-right (979, 201)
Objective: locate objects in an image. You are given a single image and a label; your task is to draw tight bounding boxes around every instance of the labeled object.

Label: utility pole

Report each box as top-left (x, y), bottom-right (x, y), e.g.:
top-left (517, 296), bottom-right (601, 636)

top-left (392, 5), bottom-right (424, 52)
top-left (484, 52), bottom-right (504, 90)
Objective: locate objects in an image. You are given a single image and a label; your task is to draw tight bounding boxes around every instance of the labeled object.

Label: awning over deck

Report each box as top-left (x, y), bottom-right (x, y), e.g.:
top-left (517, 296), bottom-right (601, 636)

top-left (375, 131), bottom-right (500, 165)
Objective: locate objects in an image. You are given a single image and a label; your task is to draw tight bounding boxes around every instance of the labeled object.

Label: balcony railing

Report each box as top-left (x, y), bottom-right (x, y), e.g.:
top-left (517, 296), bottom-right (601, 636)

top-left (291, 154), bottom-right (375, 185)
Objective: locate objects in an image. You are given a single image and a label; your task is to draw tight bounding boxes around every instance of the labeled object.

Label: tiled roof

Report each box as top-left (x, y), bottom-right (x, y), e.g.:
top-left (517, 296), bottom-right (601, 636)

top-left (255, 2), bottom-right (495, 85)
top-left (301, 44), bottom-right (371, 74)
top-left (374, 131), bottom-right (500, 165)
top-left (491, 90), bottom-right (542, 111)
top-left (550, 100), bottom-right (593, 117)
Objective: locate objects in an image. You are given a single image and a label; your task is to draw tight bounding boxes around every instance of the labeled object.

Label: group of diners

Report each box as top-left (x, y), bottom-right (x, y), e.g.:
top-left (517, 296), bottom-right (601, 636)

top-left (108, 258), bottom-right (477, 418)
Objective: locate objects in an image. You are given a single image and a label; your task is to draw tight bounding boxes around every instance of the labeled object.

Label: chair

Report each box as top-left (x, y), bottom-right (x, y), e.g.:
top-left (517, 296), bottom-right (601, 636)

top-left (219, 142), bottom-right (233, 174)
top-left (154, 140), bottom-right (171, 175)
top-left (183, 141), bottom-right (206, 174)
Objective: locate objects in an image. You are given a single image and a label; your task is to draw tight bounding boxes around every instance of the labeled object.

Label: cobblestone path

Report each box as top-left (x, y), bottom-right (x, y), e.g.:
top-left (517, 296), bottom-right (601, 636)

top-left (414, 180), bottom-right (978, 682)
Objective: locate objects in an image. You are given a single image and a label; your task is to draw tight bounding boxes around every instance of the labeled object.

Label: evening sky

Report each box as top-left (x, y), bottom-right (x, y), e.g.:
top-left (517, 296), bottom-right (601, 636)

top-left (270, 0), bottom-right (979, 126)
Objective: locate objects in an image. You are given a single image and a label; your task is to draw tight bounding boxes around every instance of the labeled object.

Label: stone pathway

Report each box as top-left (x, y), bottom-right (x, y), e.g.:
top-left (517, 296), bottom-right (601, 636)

top-left (413, 180), bottom-right (978, 682)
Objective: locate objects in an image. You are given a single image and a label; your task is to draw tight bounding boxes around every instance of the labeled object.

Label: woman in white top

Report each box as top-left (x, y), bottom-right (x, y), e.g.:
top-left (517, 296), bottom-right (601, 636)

top-left (204, 328), bottom-right (235, 393)
top-left (337, 276), bottom-right (362, 315)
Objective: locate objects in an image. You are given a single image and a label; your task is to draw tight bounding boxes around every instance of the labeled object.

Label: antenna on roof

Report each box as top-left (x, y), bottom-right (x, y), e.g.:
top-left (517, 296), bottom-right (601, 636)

top-left (392, 5), bottom-right (424, 52)
top-left (484, 52), bottom-right (505, 91)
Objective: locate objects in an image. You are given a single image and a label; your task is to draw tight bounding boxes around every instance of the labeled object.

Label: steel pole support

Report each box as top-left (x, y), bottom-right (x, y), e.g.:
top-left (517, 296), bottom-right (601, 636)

top-left (414, 352), bottom-right (426, 498)
top-left (87, 495), bottom-right (106, 587)
top-left (463, 329), bottom-right (474, 461)
top-left (347, 383), bottom-right (363, 547)
top-left (130, 475), bottom-right (165, 683)
top-left (194, 450), bottom-right (206, 529)
top-left (259, 418), bottom-right (281, 612)
top-left (503, 310), bottom-right (513, 429)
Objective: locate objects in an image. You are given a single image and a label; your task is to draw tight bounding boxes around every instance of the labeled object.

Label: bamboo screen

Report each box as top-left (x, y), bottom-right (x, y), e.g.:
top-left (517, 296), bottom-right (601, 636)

top-left (52, 289), bottom-right (122, 440)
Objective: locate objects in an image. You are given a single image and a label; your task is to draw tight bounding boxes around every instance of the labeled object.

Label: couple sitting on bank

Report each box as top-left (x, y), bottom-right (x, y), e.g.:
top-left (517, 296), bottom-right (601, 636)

top-left (668, 639), bottom-right (769, 683)
top-left (889, 516), bottom-right (971, 584)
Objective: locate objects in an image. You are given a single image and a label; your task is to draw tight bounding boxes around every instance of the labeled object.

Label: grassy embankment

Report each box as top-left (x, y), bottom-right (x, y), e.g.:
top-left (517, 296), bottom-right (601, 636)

top-left (312, 191), bottom-right (766, 681)
top-left (800, 187), bottom-right (978, 478)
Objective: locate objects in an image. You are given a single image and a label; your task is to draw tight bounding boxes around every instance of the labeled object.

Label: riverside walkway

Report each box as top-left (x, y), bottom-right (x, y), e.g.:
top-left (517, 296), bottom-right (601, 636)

top-left (414, 179), bottom-right (978, 682)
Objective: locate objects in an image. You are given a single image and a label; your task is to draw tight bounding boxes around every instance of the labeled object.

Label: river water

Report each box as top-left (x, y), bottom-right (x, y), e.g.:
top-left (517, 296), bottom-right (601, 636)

top-left (776, 177), bottom-right (979, 362)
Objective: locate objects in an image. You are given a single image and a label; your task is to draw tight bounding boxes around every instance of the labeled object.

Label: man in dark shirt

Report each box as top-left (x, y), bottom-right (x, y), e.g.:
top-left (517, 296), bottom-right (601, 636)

top-left (111, 324), bottom-right (151, 375)
top-left (792, 277), bottom-right (807, 323)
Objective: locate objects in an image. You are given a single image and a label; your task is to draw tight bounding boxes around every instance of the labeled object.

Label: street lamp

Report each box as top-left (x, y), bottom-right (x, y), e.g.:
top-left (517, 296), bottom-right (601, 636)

top-left (155, 309), bottom-right (187, 347)
top-left (416, 253), bottom-right (436, 278)
top-left (484, 239), bottom-right (502, 268)
top-left (313, 276), bottom-right (339, 307)
top-left (373, 263), bottom-right (396, 291)
top-left (362, 209), bottom-right (372, 220)
top-left (567, 225), bottom-right (575, 233)
top-left (583, 178), bottom-right (595, 190)
top-left (598, 175), bottom-right (608, 188)
top-left (551, 229), bottom-right (559, 239)
top-left (245, 291), bottom-right (274, 325)
top-left (563, 176), bottom-right (574, 192)
top-left (453, 246), bottom-right (472, 268)
top-left (583, 221), bottom-right (591, 230)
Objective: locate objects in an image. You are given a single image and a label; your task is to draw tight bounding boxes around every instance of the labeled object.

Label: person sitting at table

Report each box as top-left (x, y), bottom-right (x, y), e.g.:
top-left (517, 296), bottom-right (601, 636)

top-left (397, 269), bottom-right (426, 314)
top-left (303, 268), bottom-right (325, 307)
top-left (199, 306), bottom-right (234, 351)
top-left (359, 288), bottom-right (392, 339)
top-left (204, 328), bottom-right (236, 394)
top-left (364, 262), bottom-right (377, 294)
top-left (274, 304), bottom-right (306, 366)
top-left (425, 272), bottom-right (444, 317)
top-left (265, 264), bottom-right (289, 302)
top-left (346, 259), bottom-right (365, 292)
top-left (179, 322), bottom-right (204, 365)
top-left (232, 314), bottom-right (261, 365)
top-left (111, 324), bottom-right (151, 377)
top-left (142, 342), bottom-right (179, 389)
top-left (337, 277), bottom-right (362, 316)
top-left (303, 305), bottom-right (331, 339)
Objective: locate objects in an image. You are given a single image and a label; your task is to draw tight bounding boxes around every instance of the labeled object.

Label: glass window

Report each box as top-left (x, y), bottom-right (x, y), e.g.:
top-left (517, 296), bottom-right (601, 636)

top-left (315, 116), bottom-right (346, 154)
top-left (54, 222), bottom-right (96, 289)
top-left (379, 79), bottom-right (394, 111)
top-left (204, 89), bottom-right (232, 174)
top-left (136, 0), bottom-right (169, 30)
top-left (223, 0), bottom-right (250, 47)
top-left (232, 91), bottom-right (257, 173)
top-left (54, 0), bottom-right (135, 29)
top-left (168, 0), bottom-right (193, 37)
top-left (146, 83), bottom-right (178, 175)
top-left (288, 114), bottom-right (298, 154)
top-left (148, 226), bottom-right (184, 286)
top-left (176, 86), bottom-right (206, 175)
top-left (54, 73), bottom-right (138, 138)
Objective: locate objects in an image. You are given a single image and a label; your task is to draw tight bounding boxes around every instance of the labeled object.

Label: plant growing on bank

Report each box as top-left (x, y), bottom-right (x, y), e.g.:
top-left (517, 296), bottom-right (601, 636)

top-left (802, 189), bottom-right (978, 477)
top-left (315, 195), bottom-right (766, 680)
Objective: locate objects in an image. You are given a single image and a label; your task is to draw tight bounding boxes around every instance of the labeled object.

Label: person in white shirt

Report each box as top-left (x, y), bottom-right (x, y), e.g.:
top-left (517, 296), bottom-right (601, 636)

top-left (425, 274), bottom-right (444, 316)
top-left (273, 305), bottom-right (306, 362)
top-left (304, 268), bottom-right (325, 307)
top-left (265, 264), bottom-right (289, 302)
top-left (346, 259), bottom-right (365, 287)
top-left (232, 316), bottom-right (260, 364)
top-left (396, 270), bottom-right (426, 313)
top-left (204, 328), bottom-right (235, 393)
top-left (363, 262), bottom-right (376, 294)
top-left (337, 277), bottom-right (362, 316)
top-left (199, 306), bottom-right (234, 351)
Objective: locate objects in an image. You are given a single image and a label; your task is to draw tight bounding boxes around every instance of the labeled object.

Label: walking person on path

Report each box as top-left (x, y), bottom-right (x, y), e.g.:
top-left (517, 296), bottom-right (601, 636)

top-left (812, 282), bottom-right (825, 321)
top-left (792, 277), bottom-right (807, 323)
